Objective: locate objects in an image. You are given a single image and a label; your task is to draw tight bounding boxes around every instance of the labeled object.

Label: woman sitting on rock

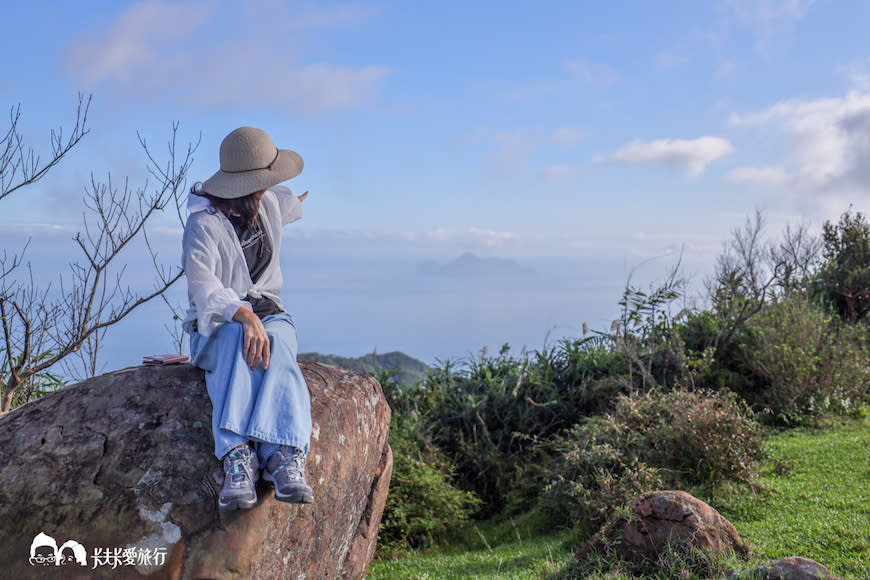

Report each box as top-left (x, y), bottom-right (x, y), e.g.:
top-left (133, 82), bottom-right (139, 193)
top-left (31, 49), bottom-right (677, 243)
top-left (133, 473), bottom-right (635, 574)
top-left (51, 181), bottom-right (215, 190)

top-left (182, 126), bottom-right (313, 510)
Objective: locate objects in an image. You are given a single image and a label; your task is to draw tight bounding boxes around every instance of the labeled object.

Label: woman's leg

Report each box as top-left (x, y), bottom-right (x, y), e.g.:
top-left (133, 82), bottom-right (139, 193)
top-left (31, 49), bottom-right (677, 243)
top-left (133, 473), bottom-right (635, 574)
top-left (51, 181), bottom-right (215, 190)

top-left (190, 313), bottom-right (313, 505)
top-left (244, 313), bottom-right (312, 467)
top-left (189, 324), bottom-right (260, 510)
top-left (190, 322), bottom-right (259, 460)
top-left (255, 313), bottom-right (314, 504)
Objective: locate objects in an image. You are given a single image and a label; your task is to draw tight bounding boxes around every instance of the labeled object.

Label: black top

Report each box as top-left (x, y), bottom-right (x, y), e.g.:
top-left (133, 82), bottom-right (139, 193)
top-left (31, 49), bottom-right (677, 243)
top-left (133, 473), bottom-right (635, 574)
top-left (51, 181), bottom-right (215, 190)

top-left (230, 214), bottom-right (283, 319)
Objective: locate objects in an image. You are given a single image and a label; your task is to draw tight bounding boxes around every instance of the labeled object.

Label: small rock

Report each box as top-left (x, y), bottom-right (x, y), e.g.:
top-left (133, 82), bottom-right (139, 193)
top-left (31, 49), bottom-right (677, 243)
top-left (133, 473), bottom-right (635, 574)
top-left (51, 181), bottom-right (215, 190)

top-left (577, 490), bottom-right (746, 564)
top-left (730, 557), bottom-right (842, 580)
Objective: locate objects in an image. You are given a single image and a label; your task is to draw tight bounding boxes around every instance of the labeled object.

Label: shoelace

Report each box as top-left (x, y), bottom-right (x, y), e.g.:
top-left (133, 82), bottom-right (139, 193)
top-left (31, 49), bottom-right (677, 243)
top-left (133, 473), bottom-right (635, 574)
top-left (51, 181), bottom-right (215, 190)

top-left (274, 451), bottom-right (306, 481)
top-left (226, 449), bottom-right (254, 488)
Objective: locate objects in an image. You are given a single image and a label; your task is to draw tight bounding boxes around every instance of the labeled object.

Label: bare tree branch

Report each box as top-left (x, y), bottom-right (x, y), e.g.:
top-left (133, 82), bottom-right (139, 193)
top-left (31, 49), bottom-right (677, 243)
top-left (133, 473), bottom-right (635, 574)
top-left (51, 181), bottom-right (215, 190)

top-left (0, 97), bottom-right (198, 411)
top-left (0, 94), bottom-right (91, 202)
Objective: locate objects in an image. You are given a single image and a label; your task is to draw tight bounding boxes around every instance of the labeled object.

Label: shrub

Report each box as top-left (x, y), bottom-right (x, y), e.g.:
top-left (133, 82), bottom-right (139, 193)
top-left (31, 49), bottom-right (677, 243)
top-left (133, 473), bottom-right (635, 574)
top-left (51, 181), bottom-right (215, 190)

top-left (378, 421), bottom-right (481, 551)
top-left (542, 423), bottom-right (664, 532)
top-left (421, 341), bottom-right (629, 516)
top-left (743, 293), bottom-right (870, 425)
top-left (374, 368), bottom-right (481, 551)
top-left (541, 388), bottom-right (763, 530)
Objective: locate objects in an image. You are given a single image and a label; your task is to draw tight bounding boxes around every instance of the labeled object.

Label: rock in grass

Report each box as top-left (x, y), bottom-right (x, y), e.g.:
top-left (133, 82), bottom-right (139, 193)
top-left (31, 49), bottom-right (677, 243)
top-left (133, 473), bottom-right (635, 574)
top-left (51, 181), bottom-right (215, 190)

top-left (729, 557), bottom-right (842, 580)
top-left (0, 361), bottom-right (392, 579)
top-left (577, 490), bottom-right (747, 564)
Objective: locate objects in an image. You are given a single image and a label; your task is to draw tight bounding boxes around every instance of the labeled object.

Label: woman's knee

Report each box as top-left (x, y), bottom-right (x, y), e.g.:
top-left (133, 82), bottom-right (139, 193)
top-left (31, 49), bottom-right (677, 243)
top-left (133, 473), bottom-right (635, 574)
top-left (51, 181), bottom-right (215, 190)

top-left (216, 320), bottom-right (245, 341)
top-left (265, 325), bottom-right (298, 356)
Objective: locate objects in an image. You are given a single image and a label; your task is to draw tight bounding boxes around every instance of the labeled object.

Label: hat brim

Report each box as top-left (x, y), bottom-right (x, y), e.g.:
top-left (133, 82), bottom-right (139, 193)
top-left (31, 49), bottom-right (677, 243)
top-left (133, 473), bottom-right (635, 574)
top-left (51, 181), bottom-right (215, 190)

top-left (202, 148), bottom-right (303, 199)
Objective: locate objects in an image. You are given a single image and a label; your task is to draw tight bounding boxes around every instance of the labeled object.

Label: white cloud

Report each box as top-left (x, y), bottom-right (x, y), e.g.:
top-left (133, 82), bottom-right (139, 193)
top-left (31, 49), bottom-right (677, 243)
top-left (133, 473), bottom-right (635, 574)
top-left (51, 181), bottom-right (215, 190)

top-left (565, 60), bottom-right (620, 89)
top-left (719, 0), bottom-right (815, 55)
top-left (721, 0), bottom-right (815, 24)
top-left (62, 0), bottom-right (389, 112)
top-left (838, 59), bottom-right (870, 93)
top-left (655, 51), bottom-right (690, 70)
top-left (595, 137), bottom-right (735, 176)
top-left (539, 164), bottom-right (579, 183)
top-left (63, 1), bottom-right (211, 86)
top-left (488, 130), bottom-right (532, 173)
top-left (726, 166), bottom-right (789, 186)
top-left (551, 127), bottom-right (585, 146)
top-left (715, 59), bottom-right (741, 79)
top-left (462, 126), bottom-right (584, 177)
top-left (288, 227), bottom-right (528, 254)
top-left (729, 91), bottom-right (870, 193)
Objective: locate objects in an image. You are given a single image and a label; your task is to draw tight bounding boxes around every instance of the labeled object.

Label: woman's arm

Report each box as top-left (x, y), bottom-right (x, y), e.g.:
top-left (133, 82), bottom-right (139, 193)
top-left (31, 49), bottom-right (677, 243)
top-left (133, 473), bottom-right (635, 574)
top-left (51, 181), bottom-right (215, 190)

top-left (232, 306), bottom-right (270, 370)
top-left (270, 185), bottom-right (307, 225)
top-left (182, 218), bottom-right (249, 337)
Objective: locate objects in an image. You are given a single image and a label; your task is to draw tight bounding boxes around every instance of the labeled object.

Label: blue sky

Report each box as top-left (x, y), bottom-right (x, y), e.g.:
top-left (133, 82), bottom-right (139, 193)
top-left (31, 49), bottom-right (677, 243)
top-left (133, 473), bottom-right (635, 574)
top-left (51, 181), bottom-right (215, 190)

top-left (3, 0), bottom-right (870, 371)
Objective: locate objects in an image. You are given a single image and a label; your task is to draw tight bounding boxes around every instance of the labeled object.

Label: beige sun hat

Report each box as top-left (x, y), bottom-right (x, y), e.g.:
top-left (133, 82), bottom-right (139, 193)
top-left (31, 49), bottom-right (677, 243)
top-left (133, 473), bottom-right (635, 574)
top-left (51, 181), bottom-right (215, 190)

top-left (202, 126), bottom-right (303, 199)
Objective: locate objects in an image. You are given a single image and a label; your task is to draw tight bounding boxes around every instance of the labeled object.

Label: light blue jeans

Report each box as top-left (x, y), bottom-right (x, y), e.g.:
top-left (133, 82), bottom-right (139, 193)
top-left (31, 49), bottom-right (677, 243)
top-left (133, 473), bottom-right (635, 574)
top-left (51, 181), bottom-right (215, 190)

top-left (189, 312), bottom-right (312, 468)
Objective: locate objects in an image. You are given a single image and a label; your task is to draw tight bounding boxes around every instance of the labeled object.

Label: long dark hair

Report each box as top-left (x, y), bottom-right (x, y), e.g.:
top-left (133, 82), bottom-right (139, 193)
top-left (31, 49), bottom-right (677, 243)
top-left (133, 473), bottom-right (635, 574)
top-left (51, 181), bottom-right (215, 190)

top-left (191, 183), bottom-right (260, 227)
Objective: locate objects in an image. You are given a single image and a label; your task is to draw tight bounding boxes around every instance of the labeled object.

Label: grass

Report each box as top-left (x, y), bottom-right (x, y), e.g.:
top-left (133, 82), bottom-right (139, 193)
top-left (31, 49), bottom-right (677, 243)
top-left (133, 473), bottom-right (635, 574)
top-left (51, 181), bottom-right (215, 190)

top-left (369, 418), bottom-right (870, 579)
top-left (369, 531), bottom-right (572, 580)
top-left (714, 417), bottom-right (870, 579)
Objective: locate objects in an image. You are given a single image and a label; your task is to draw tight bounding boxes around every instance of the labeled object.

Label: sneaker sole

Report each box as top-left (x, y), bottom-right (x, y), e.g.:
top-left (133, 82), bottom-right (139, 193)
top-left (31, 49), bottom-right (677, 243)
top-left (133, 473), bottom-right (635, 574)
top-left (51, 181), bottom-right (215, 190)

top-left (263, 472), bottom-right (314, 504)
top-left (218, 494), bottom-right (258, 511)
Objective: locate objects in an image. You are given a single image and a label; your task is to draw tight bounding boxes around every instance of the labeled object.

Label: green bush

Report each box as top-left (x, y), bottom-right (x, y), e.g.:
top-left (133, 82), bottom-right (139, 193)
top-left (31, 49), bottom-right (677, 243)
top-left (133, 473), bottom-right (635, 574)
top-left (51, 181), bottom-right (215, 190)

top-left (378, 421), bottom-right (481, 551)
top-left (542, 424), bottom-right (663, 532)
top-left (541, 388), bottom-right (763, 530)
top-left (374, 368), bottom-right (481, 551)
top-left (743, 293), bottom-right (870, 425)
top-left (421, 341), bottom-right (628, 516)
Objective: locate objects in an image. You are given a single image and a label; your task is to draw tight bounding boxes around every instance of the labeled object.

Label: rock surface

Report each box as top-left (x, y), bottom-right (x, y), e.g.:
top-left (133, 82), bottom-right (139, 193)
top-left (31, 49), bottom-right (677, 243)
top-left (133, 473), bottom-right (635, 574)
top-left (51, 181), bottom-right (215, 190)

top-left (731, 557), bottom-right (842, 580)
top-left (0, 360), bottom-right (392, 579)
top-left (577, 490), bottom-right (746, 563)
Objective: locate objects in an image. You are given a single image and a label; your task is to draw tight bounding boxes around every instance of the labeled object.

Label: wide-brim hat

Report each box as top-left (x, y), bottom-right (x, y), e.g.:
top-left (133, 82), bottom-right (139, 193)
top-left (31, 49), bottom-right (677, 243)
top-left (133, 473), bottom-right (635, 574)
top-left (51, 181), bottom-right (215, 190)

top-left (202, 126), bottom-right (303, 199)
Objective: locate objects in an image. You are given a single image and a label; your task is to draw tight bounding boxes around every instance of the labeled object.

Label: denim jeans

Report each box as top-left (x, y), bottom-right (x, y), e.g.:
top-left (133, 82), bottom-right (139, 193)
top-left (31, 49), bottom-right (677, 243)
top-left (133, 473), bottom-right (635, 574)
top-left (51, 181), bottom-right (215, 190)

top-left (189, 312), bottom-right (312, 468)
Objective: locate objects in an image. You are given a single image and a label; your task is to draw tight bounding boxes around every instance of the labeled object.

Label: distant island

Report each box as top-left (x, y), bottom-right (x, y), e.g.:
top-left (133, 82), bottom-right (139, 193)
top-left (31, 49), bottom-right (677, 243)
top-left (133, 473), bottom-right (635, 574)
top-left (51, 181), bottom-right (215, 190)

top-left (417, 252), bottom-right (535, 278)
top-left (297, 351), bottom-right (431, 386)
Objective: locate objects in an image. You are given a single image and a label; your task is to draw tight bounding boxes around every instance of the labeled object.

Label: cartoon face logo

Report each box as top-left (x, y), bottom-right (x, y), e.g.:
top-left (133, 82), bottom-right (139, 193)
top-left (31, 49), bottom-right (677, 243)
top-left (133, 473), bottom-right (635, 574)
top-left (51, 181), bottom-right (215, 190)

top-left (29, 532), bottom-right (57, 566)
top-left (29, 532), bottom-right (87, 567)
top-left (58, 540), bottom-right (88, 566)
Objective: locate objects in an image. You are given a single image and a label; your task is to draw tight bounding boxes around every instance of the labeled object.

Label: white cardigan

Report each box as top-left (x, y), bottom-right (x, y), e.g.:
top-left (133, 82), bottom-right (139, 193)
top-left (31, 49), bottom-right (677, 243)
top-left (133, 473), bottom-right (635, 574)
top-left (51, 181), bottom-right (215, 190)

top-left (181, 185), bottom-right (303, 337)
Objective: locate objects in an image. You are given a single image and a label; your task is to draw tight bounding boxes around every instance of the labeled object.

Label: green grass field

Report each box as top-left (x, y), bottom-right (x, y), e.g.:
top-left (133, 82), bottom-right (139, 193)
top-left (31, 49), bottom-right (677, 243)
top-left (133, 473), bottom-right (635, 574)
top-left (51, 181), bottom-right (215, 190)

top-left (716, 418), bottom-right (870, 579)
top-left (369, 418), bottom-right (870, 579)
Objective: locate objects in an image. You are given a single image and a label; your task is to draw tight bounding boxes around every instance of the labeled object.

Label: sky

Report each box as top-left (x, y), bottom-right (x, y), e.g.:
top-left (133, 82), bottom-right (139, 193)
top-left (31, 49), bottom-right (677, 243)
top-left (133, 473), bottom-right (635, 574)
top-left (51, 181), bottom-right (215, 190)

top-left (3, 0), bottom-right (870, 373)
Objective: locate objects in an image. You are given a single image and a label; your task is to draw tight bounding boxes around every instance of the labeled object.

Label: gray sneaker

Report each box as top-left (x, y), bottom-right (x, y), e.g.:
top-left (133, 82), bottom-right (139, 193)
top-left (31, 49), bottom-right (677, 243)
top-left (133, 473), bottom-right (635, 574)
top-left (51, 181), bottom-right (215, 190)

top-left (219, 444), bottom-right (259, 511)
top-left (263, 446), bottom-right (314, 504)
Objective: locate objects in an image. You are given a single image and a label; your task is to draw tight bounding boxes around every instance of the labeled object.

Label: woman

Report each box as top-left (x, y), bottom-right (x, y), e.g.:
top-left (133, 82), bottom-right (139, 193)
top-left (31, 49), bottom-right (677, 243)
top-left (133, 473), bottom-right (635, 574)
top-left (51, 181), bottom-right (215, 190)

top-left (182, 126), bottom-right (313, 510)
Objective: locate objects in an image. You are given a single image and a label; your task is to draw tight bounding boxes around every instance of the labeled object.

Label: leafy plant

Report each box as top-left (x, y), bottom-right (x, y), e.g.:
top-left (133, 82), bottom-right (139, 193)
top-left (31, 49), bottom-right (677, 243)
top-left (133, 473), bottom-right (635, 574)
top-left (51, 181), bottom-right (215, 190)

top-left (743, 293), bottom-right (870, 424)
top-left (1, 351), bottom-right (66, 408)
top-left (815, 209), bottom-right (870, 321)
top-left (420, 340), bottom-right (627, 515)
top-left (541, 388), bottom-right (763, 531)
top-left (374, 368), bottom-right (481, 551)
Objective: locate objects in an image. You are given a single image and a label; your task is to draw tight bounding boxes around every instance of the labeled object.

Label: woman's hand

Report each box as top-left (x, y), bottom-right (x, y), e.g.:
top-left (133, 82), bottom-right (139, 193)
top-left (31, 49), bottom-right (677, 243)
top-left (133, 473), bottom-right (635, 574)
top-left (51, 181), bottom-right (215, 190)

top-left (232, 307), bottom-right (270, 370)
top-left (298, 190), bottom-right (309, 202)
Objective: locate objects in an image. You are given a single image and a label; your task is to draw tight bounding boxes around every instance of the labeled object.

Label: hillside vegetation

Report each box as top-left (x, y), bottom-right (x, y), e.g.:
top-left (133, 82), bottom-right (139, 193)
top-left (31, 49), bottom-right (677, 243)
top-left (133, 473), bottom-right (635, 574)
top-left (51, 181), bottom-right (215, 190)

top-left (298, 350), bottom-right (431, 386)
top-left (371, 209), bottom-right (870, 579)
top-left (369, 419), bottom-right (870, 579)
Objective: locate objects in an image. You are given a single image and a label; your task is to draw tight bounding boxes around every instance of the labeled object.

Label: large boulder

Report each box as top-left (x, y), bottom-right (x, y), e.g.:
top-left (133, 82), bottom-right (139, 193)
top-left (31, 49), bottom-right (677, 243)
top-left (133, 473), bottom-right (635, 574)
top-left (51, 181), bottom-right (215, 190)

top-left (0, 360), bottom-right (392, 579)
top-left (577, 490), bottom-right (746, 564)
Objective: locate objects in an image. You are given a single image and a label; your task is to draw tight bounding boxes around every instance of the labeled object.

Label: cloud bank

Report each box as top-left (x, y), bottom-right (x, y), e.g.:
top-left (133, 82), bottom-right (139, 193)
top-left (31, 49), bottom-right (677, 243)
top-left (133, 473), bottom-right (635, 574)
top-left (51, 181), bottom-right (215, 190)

top-left (729, 91), bottom-right (870, 198)
top-left (596, 137), bottom-right (735, 176)
top-left (62, 0), bottom-right (390, 112)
